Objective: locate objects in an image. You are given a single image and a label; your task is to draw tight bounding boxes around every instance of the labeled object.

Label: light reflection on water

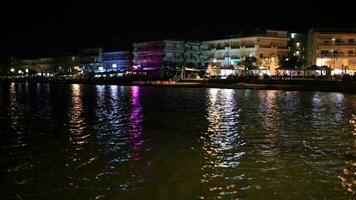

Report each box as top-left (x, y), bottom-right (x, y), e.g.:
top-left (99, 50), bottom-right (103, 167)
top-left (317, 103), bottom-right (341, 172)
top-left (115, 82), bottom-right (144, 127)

top-left (200, 89), bottom-right (244, 199)
top-left (339, 114), bottom-right (356, 194)
top-left (0, 84), bottom-right (355, 199)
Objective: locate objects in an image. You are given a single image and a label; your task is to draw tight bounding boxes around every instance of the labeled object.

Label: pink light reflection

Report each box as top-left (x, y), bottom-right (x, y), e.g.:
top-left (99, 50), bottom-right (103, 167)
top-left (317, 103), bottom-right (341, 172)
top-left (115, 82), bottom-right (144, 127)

top-left (127, 86), bottom-right (153, 183)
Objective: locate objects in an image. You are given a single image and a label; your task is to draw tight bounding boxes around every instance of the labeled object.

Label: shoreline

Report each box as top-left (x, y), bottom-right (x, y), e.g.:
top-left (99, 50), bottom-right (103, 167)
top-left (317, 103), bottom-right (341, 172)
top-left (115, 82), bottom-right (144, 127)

top-left (1, 79), bottom-right (356, 93)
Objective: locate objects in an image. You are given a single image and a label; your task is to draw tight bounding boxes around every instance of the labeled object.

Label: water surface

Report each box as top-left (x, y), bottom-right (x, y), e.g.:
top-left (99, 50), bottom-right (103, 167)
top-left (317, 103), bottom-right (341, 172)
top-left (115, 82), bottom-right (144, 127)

top-left (0, 83), bottom-right (355, 199)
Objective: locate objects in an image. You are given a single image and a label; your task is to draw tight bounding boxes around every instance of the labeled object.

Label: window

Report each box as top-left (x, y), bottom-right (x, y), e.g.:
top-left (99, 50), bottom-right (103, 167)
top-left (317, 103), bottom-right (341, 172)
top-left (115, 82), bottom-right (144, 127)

top-left (260, 54), bottom-right (263, 58)
top-left (349, 39), bottom-right (354, 43)
top-left (348, 50), bottom-right (353, 55)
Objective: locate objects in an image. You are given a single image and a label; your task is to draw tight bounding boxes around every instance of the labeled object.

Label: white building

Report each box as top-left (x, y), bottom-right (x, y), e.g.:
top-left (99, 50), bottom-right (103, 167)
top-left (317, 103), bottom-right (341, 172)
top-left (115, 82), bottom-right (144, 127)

top-left (307, 28), bottom-right (356, 75)
top-left (205, 30), bottom-right (290, 76)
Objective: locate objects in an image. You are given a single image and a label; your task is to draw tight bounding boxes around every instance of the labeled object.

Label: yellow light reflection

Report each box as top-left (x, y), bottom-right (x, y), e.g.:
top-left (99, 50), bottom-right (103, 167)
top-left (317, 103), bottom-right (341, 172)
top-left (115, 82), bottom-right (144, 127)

top-left (338, 114), bottom-right (356, 194)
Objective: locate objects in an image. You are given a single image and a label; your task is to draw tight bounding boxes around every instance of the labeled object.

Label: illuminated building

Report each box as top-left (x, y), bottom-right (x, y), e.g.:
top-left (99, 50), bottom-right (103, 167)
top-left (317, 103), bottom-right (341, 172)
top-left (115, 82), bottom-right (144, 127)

top-left (290, 33), bottom-right (307, 62)
top-left (132, 40), bottom-right (207, 78)
top-left (80, 48), bottom-right (103, 72)
top-left (101, 51), bottom-right (131, 73)
top-left (205, 30), bottom-right (290, 76)
top-left (307, 28), bottom-right (356, 75)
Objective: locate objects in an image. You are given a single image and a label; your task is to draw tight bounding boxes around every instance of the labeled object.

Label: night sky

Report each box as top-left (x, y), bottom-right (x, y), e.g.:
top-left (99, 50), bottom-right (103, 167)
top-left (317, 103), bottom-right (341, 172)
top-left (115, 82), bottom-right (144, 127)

top-left (1, 0), bottom-right (355, 59)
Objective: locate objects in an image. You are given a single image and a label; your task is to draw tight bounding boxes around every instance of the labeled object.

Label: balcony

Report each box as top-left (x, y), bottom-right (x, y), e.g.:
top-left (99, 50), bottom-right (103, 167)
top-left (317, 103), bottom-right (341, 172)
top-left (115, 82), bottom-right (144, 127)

top-left (318, 42), bottom-right (356, 46)
top-left (277, 46), bottom-right (289, 49)
top-left (319, 54), bottom-right (356, 58)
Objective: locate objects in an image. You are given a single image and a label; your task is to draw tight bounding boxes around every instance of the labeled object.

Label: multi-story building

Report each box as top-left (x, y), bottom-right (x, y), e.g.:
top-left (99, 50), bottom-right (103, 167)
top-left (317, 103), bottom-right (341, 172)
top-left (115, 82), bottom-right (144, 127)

top-left (80, 48), bottom-right (103, 72)
top-left (55, 56), bottom-right (79, 74)
top-left (307, 28), bottom-right (356, 75)
top-left (101, 51), bottom-right (131, 73)
top-left (205, 30), bottom-right (290, 76)
top-left (36, 58), bottom-right (57, 74)
top-left (290, 33), bottom-right (307, 62)
top-left (132, 40), bottom-right (207, 78)
top-left (3, 48), bottom-right (132, 76)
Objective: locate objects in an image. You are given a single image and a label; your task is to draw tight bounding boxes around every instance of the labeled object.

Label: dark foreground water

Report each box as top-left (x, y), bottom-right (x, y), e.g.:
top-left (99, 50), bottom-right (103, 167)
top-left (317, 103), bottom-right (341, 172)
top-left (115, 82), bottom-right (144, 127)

top-left (0, 83), bottom-right (355, 199)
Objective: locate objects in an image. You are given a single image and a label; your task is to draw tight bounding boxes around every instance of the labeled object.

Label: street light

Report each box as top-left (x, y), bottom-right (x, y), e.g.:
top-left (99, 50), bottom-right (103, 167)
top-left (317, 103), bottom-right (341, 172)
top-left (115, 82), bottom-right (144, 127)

top-left (10, 68), bottom-right (15, 72)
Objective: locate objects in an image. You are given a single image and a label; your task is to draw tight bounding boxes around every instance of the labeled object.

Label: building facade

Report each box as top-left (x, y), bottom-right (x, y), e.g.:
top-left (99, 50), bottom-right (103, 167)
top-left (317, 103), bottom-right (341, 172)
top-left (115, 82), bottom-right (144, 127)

top-left (132, 40), bottom-right (207, 78)
top-left (307, 28), bottom-right (356, 75)
top-left (80, 48), bottom-right (103, 73)
top-left (290, 33), bottom-right (307, 62)
top-left (205, 30), bottom-right (290, 76)
top-left (101, 51), bottom-right (131, 73)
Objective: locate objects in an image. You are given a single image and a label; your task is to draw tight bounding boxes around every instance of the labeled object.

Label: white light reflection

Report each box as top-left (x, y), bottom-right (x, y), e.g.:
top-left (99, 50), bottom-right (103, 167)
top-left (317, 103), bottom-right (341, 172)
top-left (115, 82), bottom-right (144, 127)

top-left (256, 90), bottom-right (282, 159)
top-left (200, 88), bottom-right (244, 199)
top-left (329, 93), bottom-right (345, 123)
top-left (68, 84), bottom-right (88, 149)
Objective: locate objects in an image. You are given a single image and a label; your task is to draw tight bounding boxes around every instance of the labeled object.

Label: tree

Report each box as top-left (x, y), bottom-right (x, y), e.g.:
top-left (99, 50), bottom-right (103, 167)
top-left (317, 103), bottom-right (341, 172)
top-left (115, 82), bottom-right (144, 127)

top-left (279, 55), bottom-right (305, 70)
top-left (242, 56), bottom-right (259, 75)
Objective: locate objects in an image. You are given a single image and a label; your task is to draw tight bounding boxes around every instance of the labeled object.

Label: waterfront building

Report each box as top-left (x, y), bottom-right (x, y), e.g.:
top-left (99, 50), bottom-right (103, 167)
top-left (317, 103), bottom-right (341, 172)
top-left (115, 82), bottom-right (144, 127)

top-left (132, 40), bottom-right (207, 78)
top-left (204, 30), bottom-right (290, 76)
top-left (80, 48), bottom-right (103, 73)
top-left (55, 56), bottom-right (79, 74)
top-left (307, 28), bottom-right (356, 75)
top-left (101, 51), bottom-right (131, 73)
top-left (16, 59), bottom-right (38, 73)
top-left (36, 58), bottom-right (57, 75)
top-left (290, 33), bottom-right (307, 63)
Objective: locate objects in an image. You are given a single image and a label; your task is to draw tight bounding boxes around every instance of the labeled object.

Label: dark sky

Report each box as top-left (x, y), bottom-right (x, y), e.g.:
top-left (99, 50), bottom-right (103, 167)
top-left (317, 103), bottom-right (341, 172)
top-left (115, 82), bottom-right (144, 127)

top-left (1, 0), bottom-right (355, 59)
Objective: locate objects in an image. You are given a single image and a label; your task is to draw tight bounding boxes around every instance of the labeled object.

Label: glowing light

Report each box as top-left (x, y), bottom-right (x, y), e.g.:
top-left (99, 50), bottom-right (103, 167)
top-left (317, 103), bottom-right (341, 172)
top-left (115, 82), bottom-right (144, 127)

top-left (18, 70), bottom-right (23, 74)
top-left (10, 68), bottom-right (15, 72)
top-left (112, 64), bottom-right (117, 68)
top-left (25, 69), bottom-right (29, 73)
top-left (213, 59), bottom-right (217, 63)
top-left (98, 66), bottom-right (104, 71)
top-left (332, 69), bottom-right (343, 75)
top-left (143, 67), bottom-right (158, 71)
top-left (220, 69), bottom-right (235, 76)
